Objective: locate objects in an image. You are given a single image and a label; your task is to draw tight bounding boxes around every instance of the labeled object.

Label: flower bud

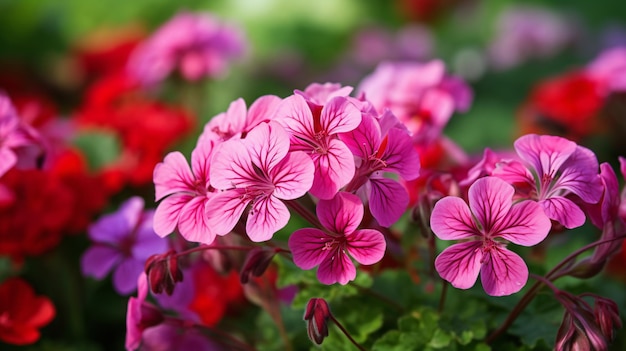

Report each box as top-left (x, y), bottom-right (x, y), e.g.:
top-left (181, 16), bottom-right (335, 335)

top-left (145, 250), bottom-right (183, 295)
top-left (240, 247), bottom-right (277, 284)
top-left (594, 297), bottom-right (622, 341)
top-left (303, 298), bottom-right (331, 345)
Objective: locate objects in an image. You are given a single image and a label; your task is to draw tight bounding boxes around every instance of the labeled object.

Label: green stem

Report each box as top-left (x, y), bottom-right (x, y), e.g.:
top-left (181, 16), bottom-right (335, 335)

top-left (349, 282), bottom-right (405, 313)
top-left (329, 315), bottom-right (368, 351)
top-left (285, 200), bottom-right (323, 230)
top-left (438, 280), bottom-right (449, 314)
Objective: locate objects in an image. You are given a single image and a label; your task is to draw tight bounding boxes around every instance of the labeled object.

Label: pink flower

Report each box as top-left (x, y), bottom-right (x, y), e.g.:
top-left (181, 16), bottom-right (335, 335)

top-left (153, 137), bottom-right (217, 243)
top-left (199, 95), bottom-right (281, 143)
top-left (128, 11), bottom-right (246, 84)
top-left (587, 47), bottom-right (626, 94)
top-left (340, 111), bottom-right (420, 226)
top-left (289, 192), bottom-right (386, 285)
top-left (0, 94), bottom-right (41, 177)
top-left (206, 121), bottom-right (314, 242)
top-left (493, 134), bottom-right (603, 229)
top-left (294, 82), bottom-right (354, 106)
top-left (274, 92), bottom-right (361, 199)
top-left (431, 177), bottom-right (551, 296)
top-left (125, 273), bottom-right (163, 351)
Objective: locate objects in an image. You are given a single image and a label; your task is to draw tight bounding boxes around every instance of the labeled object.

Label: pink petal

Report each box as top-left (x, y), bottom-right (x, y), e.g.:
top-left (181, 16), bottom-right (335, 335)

top-left (540, 196), bottom-right (586, 229)
top-left (153, 151), bottom-right (195, 201)
top-left (317, 192), bottom-right (363, 235)
top-left (514, 134), bottom-right (576, 177)
top-left (435, 241), bottom-right (483, 289)
top-left (190, 137), bottom-right (216, 186)
top-left (209, 138), bottom-right (256, 190)
top-left (271, 150), bottom-right (314, 200)
top-left (555, 145), bottom-right (603, 204)
top-left (205, 189), bottom-right (250, 236)
top-left (494, 200), bottom-right (551, 246)
top-left (178, 196), bottom-right (215, 244)
top-left (480, 246), bottom-right (528, 296)
top-left (0, 147), bottom-right (17, 177)
top-left (369, 177), bottom-right (409, 227)
top-left (346, 229), bottom-right (386, 265)
top-left (245, 121), bottom-right (289, 173)
top-left (468, 177), bottom-right (514, 234)
top-left (430, 197), bottom-right (477, 240)
top-left (320, 96), bottom-right (362, 135)
top-left (153, 194), bottom-right (193, 237)
top-left (81, 246), bottom-right (122, 279)
top-left (246, 195), bottom-right (290, 242)
top-left (339, 113), bottom-right (380, 160)
top-left (382, 127), bottom-right (421, 180)
top-left (274, 94), bottom-right (315, 141)
top-left (419, 88), bottom-right (454, 130)
top-left (492, 159), bottom-right (533, 185)
top-left (246, 95), bottom-right (282, 129)
top-left (309, 139), bottom-right (355, 200)
top-left (113, 258), bottom-right (145, 295)
top-left (288, 228), bottom-right (332, 269)
top-left (317, 248), bottom-right (356, 285)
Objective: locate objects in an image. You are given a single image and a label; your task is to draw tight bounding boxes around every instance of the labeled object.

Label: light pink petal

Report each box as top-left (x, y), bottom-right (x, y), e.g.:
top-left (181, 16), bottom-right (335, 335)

top-left (382, 127), bottom-right (421, 180)
top-left (435, 241), bottom-right (483, 289)
top-left (81, 246), bottom-right (122, 279)
top-left (205, 189), bottom-right (250, 236)
top-left (320, 96), bottom-right (361, 135)
top-left (0, 147), bottom-right (17, 177)
top-left (274, 94), bottom-right (315, 141)
top-left (494, 200), bottom-right (551, 246)
top-left (178, 196), bottom-right (215, 244)
top-left (245, 121), bottom-right (289, 172)
top-left (288, 228), bottom-right (332, 269)
top-left (339, 113), bottom-right (380, 160)
top-left (271, 151), bottom-right (314, 200)
top-left (492, 159), bottom-right (534, 185)
top-left (430, 197), bottom-right (477, 240)
top-left (555, 145), bottom-right (602, 204)
top-left (369, 177), bottom-right (409, 227)
top-left (419, 88), bottom-right (454, 131)
top-left (317, 192), bottom-right (363, 235)
top-left (113, 259), bottom-right (145, 295)
top-left (540, 196), bottom-right (586, 229)
top-left (153, 151), bottom-right (195, 201)
top-left (514, 134), bottom-right (577, 176)
top-left (209, 138), bottom-right (256, 189)
top-left (191, 137), bottom-right (216, 186)
top-left (468, 177), bottom-right (514, 234)
top-left (480, 246), bottom-right (528, 296)
top-left (153, 194), bottom-right (193, 237)
top-left (246, 94), bottom-right (282, 129)
top-left (246, 195), bottom-right (289, 242)
top-left (309, 139), bottom-right (355, 200)
top-left (317, 248), bottom-right (356, 285)
top-left (346, 229), bottom-right (386, 265)
top-left (222, 98), bottom-right (248, 136)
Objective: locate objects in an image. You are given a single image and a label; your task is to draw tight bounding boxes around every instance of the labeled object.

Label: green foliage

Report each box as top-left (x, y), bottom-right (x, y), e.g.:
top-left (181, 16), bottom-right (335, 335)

top-left (72, 131), bottom-right (121, 171)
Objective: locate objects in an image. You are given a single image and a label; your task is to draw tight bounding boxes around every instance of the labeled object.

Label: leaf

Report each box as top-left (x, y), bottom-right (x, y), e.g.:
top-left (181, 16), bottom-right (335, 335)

top-left (72, 131), bottom-right (121, 171)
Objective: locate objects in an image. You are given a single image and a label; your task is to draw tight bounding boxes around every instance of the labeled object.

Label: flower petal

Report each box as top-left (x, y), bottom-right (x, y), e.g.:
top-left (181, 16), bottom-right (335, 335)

top-left (0, 147), bottom-right (17, 177)
top-left (346, 229), bottom-right (386, 265)
top-left (430, 197), bottom-right (477, 240)
top-left (288, 228), bottom-right (332, 270)
top-left (274, 94), bottom-right (315, 141)
top-left (555, 145), bottom-right (602, 204)
top-left (494, 200), bottom-right (551, 246)
top-left (382, 127), bottom-right (421, 180)
top-left (113, 258), bottom-right (145, 295)
top-left (205, 189), bottom-right (250, 236)
top-left (514, 134), bottom-right (577, 177)
top-left (317, 192), bottom-right (363, 235)
top-left (317, 248), bottom-right (356, 285)
top-left (190, 137), bottom-right (216, 186)
top-left (178, 196), bottom-right (215, 244)
top-left (153, 151), bottom-right (195, 201)
top-left (468, 177), bottom-right (514, 234)
top-left (434, 241), bottom-right (483, 290)
top-left (271, 150), bottom-right (314, 200)
top-left (81, 246), bottom-right (122, 279)
top-left (153, 194), bottom-right (193, 237)
top-left (309, 139), bottom-right (355, 200)
top-left (369, 177), bottom-right (409, 227)
top-left (209, 138), bottom-right (256, 189)
top-left (480, 246), bottom-right (528, 296)
top-left (338, 113), bottom-right (380, 160)
top-left (246, 195), bottom-right (289, 242)
top-left (320, 96), bottom-right (361, 135)
top-left (541, 196), bottom-right (586, 229)
top-left (245, 121), bottom-right (289, 173)
top-left (246, 94), bottom-right (282, 129)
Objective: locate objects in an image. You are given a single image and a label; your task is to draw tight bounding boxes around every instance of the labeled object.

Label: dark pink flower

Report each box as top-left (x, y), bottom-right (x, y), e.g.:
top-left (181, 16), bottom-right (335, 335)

top-left (294, 82), bottom-right (353, 106)
top-left (125, 273), bottom-right (164, 351)
top-left (0, 93), bottom-right (41, 177)
top-left (289, 192), bottom-right (386, 285)
top-left (431, 177), bottom-right (551, 296)
top-left (207, 121), bottom-right (314, 241)
top-left (587, 47), bottom-right (626, 94)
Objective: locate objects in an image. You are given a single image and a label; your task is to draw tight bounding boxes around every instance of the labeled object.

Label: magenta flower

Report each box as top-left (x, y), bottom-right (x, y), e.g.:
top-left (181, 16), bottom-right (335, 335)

top-left (275, 93), bottom-right (361, 199)
top-left (493, 134), bottom-right (603, 229)
top-left (199, 95), bottom-right (281, 143)
top-left (206, 121), bottom-right (314, 242)
top-left (294, 82), bottom-right (354, 106)
top-left (125, 273), bottom-right (163, 351)
top-left (289, 192), bottom-right (386, 285)
top-left (431, 177), bottom-right (551, 296)
top-left (587, 47), bottom-right (626, 93)
top-left (82, 197), bottom-right (169, 295)
top-left (128, 11), bottom-right (246, 85)
top-left (153, 137), bottom-right (217, 243)
top-left (0, 93), bottom-right (41, 177)
top-left (339, 111), bottom-right (420, 226)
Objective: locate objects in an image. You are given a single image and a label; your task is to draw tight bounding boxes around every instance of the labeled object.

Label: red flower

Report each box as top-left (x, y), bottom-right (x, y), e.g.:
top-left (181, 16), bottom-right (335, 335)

top-left (0, 278), bottom-right (55, 345)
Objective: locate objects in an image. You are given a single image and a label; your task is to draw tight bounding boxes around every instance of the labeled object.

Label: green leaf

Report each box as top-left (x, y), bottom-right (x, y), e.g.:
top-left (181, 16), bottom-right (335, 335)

top-left (72, 131), bottom-right (121, 171)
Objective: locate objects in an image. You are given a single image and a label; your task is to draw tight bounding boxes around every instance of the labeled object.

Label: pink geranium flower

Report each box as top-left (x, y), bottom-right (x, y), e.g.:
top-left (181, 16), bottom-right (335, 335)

top-left (274, 92), bottom-right (361, 199)
top-left (294, 82), bottom-right (353, 106)
top-left (431, 177), bottom-right (551, 296)
top-left (206, 121), bottom-right (314, 242)
top-left (339, 111), bottom-right (420, 226)
top-left (493, 134), bottom-right (603, 229)
top-left (0, 94), bottom-right (41, 177)
top-left (289, 192), bottom-right (386, 285)
top-left (153, 137), bottom-right (217, 243)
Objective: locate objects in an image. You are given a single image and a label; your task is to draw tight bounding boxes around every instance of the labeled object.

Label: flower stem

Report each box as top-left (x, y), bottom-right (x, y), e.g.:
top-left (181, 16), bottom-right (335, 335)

top-left (438, 280), bottom-right (449, 314)
top-left (329, 315), bottom-right (368, 351)
top-left (285, 199), bottom-right (323, 229)
top-left (349, 282), bottom-right (405, 313)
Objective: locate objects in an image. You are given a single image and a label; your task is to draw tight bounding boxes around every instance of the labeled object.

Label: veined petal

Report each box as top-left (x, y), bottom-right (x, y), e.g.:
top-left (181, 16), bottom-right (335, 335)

top-left (480, 246), bottom-right (528, 296)
top-left (494, 200), bottom-right (551, 246)
top-left (245, 121), bottom-right (289, 172)
top-left (514, 134), bottom-right (577, 177)
top-left (430, 197), bottom-right (477, 240)
top-left (153, 194), bottom-right (193, 237)
top-left (382, 127), bottom-right (421, 180)
top-left (274, 94), bottom-right (315, 141)
top-left (205, 189), bottom-right (250, 236)
top-left (271, 151), bottom-right (314, 200)
top-left (154, 151), bottom-right (195, 201)
top-left (309, 139), bottom-right (355, 200)
top-left (320, 96), bottom-right (362, 135)
top-left (346, 229), bottom-right (386, 265)
top-left (191, 137), bottom-right (217, 186)
top-left (369, 177), bottom-right (409, 227)
top-left (540, 196), bottom-right (586, 229)
top-left (339, 113), bottom-right (380, 160)
top-left (246, 95), bottom-right (282, 129)
top-left (435, 241), bottom-right (483, 289)
top-left (288, 228), bottom-right (333, 270)
top-left (246, 196), bottom-right (289, 242)
top-left (492, 159), bottom-right (533, 185)
top-left (317, 248), bottom-right (356, 285)
top-left (81, 246), bottom-right (122, 279)
top-left (317, 192), bottom-right (363, 235)
top-left (468, 177), bottom-right (514, 234)
top-left (209, 138), bottom-right (256, 189)
top-left (178, 196), bottom-right (215, 244)
top-left (555, 145), bottom-right (602, 204)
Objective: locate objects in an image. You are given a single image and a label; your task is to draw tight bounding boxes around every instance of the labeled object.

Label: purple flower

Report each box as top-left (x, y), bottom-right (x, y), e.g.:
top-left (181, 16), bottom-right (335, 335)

top-left (81, 197), bottom-right (169, 295)
top-left (431, 177), bottom-right (551, 296)
top-left (289, 192), bottom-right (386, 285)
top-left (128, 11), bottom-right (246, 85)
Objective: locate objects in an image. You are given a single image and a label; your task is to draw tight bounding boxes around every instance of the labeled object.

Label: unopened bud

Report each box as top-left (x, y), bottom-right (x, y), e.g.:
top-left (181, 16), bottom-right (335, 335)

top-left (304, 298), bottom-right (331, 345)
top-left (240, 247), bottom-right (278, 284)
top-left (594, 297), bottom-right (622, 341)
top-left (145, 250), bottom-right (183, 295)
